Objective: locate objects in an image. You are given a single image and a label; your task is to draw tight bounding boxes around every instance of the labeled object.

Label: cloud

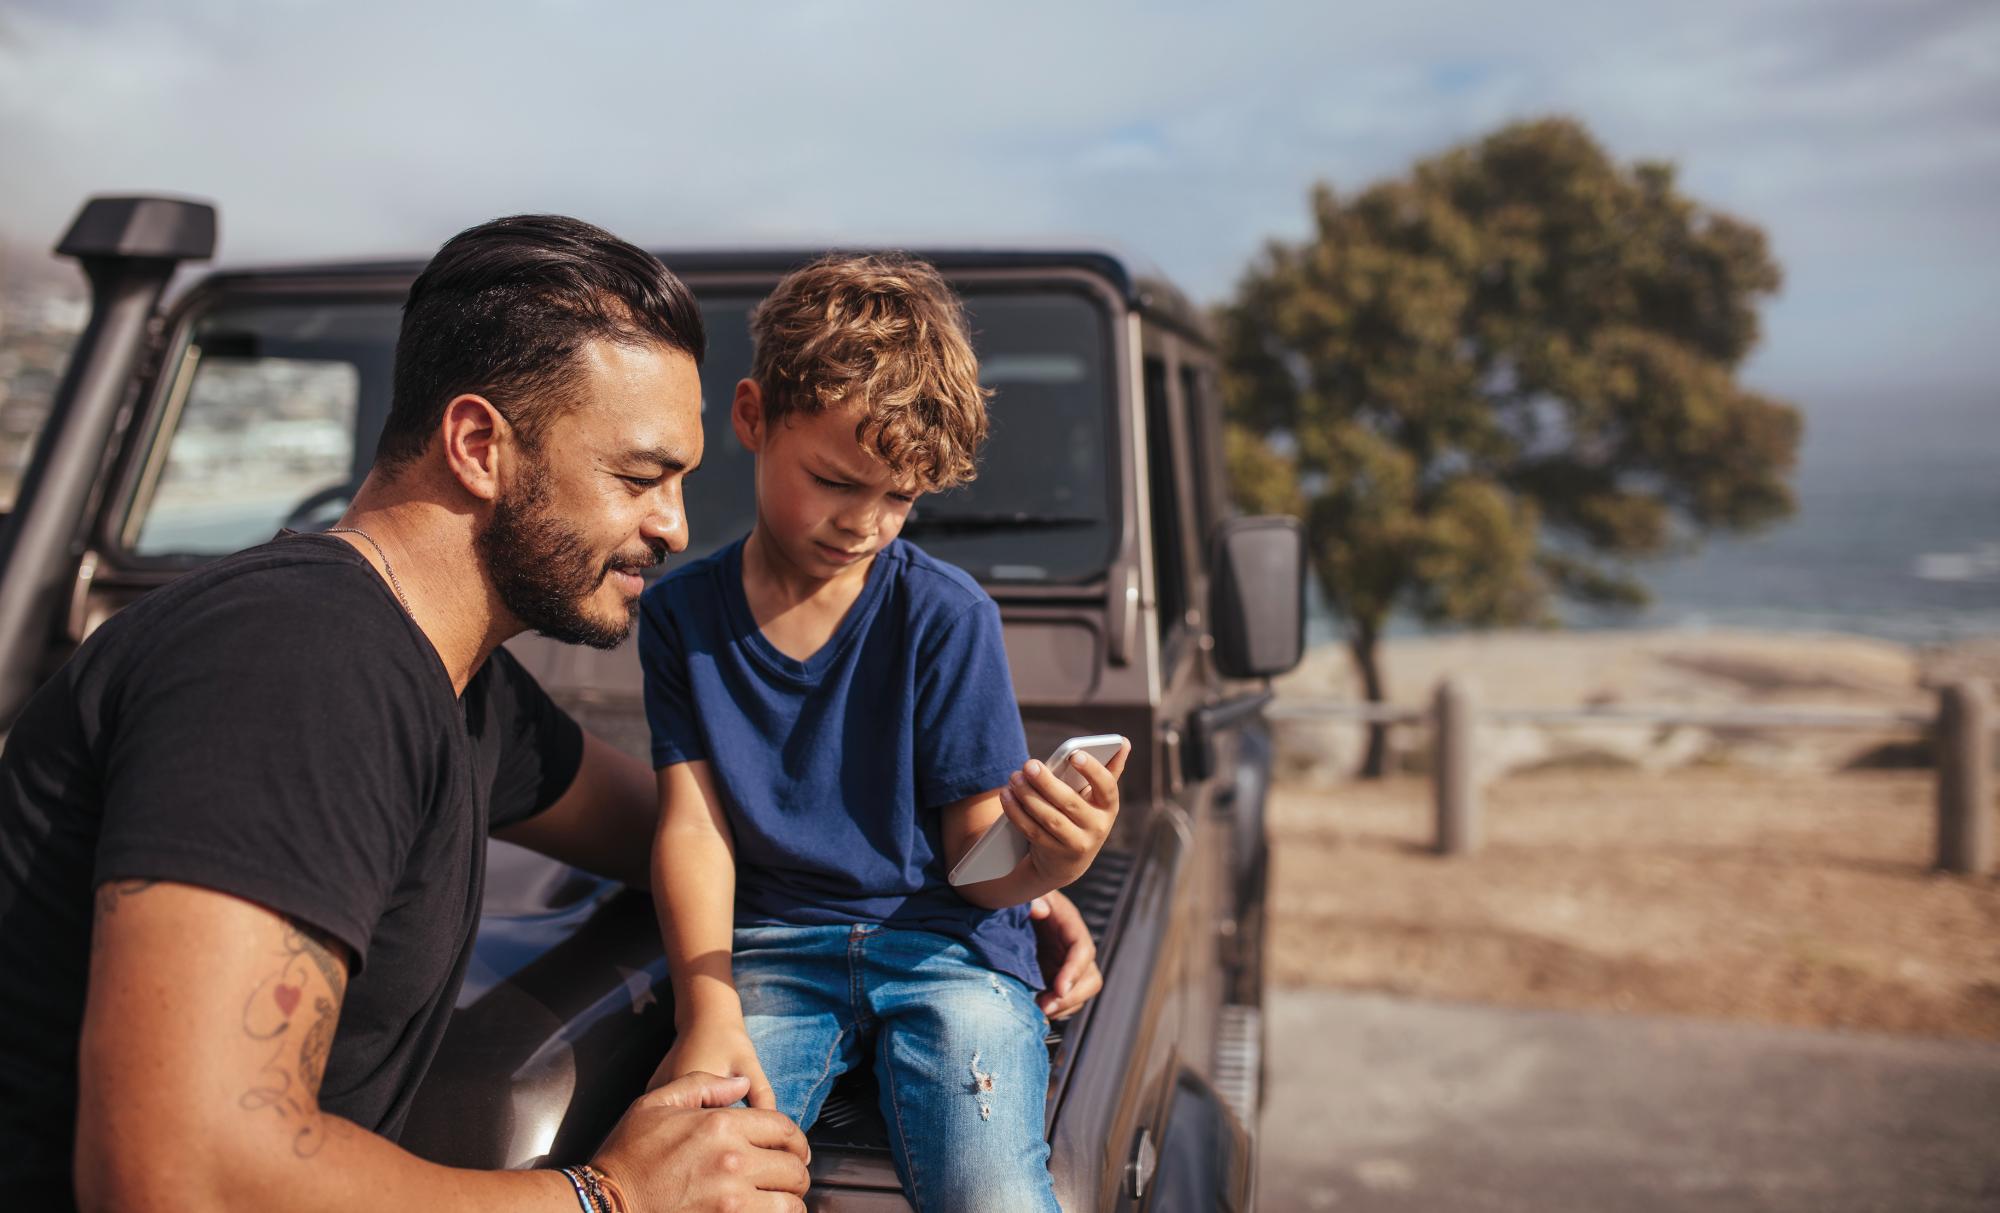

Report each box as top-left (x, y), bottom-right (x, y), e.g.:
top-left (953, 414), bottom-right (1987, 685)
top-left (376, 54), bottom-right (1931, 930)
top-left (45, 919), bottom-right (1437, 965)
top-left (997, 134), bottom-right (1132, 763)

top-left (1, 0), bottom-right (1994, 397)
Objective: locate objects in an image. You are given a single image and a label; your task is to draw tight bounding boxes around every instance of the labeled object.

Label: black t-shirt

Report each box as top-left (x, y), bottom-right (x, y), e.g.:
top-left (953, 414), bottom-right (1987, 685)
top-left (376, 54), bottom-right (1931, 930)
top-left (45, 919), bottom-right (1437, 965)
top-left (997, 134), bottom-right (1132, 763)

top-left (0, 533), bottom-right (584, 1200)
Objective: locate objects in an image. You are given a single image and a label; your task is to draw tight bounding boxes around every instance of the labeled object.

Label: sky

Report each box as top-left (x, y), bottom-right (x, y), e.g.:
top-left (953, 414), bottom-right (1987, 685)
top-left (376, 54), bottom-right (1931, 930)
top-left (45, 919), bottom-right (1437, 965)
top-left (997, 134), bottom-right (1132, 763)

top-left (2, 0), bottom-right (1995, 410)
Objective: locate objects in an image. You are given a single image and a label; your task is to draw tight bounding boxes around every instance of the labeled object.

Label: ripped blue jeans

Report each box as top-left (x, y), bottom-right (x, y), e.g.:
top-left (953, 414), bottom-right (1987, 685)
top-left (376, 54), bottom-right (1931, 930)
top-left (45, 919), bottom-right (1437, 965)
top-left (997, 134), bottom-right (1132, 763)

top-left (733, 923), bottom-right (1060, 1213)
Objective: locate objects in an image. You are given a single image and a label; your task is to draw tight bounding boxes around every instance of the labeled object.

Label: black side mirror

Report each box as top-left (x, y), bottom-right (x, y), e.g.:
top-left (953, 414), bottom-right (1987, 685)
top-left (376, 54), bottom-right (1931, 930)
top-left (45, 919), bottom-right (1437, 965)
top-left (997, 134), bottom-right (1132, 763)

top-left (1209, 515), bottom-right (1305, 679)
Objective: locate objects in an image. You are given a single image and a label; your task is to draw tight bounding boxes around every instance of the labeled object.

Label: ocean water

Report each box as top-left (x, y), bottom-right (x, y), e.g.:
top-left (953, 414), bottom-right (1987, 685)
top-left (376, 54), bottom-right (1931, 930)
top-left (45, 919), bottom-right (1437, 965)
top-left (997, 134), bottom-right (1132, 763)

top-left (1309, 390), bottom-right (2000, 649)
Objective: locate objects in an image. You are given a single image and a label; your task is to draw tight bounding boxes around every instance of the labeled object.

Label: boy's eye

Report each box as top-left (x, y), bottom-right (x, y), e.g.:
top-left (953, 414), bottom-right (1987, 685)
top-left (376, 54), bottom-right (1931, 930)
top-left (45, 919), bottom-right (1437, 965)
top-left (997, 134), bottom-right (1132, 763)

top-left (889, 492), bottom-right (917, 505)
top-left (618, 474), bottom-right (659, 489)
top-left (811, 474), bottom-right (850, 491)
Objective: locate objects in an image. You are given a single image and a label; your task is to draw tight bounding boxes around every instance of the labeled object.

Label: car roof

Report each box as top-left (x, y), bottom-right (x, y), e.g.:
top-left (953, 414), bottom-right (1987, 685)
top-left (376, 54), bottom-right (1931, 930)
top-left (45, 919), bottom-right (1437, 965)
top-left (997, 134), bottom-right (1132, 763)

top-left (188, 247), bottom-right (1213, 347)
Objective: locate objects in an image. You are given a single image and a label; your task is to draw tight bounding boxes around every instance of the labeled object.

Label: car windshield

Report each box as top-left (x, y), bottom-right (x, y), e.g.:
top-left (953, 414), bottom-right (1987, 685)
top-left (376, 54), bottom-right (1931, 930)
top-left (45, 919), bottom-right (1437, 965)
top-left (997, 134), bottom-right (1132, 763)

top-left (125, 283), bottom-right (1118, 584)
top-left (687, 290), bottom-right (1117, 581)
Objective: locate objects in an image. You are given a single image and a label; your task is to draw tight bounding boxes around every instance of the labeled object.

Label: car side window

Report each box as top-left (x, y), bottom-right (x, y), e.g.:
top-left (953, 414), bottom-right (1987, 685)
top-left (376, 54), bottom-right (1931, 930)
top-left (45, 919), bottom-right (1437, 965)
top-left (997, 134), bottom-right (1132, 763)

top-left (122, 299), bottom-right (400, 558)
top-left (1144, 355), bottom-right (1188, 646)
top-left (1180, 362), bottom-right (1224, 543)
top-left (129, 355), bottom-right (360, 556)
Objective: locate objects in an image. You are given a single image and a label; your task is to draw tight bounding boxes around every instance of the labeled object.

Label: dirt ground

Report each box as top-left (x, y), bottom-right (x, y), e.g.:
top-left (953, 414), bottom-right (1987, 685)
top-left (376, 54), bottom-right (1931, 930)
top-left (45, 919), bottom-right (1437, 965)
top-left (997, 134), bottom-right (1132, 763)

top-left (1268, 770), bottom-right (2000, 1040)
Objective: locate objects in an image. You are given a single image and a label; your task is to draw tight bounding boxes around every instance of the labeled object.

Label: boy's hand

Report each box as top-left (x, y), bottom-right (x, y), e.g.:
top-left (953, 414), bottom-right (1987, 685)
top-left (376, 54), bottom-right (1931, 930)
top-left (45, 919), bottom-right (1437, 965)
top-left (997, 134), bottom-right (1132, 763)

top-left (998, 741), bottom-right (1129, 890)
top-left (1028, 892), bottom-right (1104, 1020)
top-left (650, 1015), bottom-right (777, 1111)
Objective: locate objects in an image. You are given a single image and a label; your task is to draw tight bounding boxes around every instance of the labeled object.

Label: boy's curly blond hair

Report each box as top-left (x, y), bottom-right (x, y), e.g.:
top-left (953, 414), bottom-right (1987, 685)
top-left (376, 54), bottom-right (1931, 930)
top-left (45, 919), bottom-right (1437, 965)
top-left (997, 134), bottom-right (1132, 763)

top-left (749, 252), bottom-right (990, 491)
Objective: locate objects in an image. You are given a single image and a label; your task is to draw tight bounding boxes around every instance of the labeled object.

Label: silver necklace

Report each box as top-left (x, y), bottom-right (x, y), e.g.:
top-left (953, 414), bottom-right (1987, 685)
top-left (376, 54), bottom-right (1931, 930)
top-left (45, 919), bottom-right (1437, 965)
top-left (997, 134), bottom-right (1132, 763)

top-left (324, 526), bottom-right (414, 617)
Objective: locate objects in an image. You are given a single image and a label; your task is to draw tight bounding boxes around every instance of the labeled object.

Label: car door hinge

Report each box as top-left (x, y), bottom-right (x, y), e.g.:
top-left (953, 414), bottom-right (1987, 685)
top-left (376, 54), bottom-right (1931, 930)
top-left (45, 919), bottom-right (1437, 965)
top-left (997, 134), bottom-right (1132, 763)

top-left (1161, 724), bottom-right (1185, 795)
top-left (67, 549), bottom-right (101, 642)
top-left (1126, 1126), bottom-right (1158, 1200)
top-left (1108, 566), bottom-right (1140, 667)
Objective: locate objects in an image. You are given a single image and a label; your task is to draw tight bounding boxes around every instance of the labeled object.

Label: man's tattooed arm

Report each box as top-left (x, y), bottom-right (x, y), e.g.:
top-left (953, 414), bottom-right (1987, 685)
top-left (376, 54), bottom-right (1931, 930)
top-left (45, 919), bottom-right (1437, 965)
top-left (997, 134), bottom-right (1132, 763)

top-left (284, 920), bottom-right (349, 1004)
top-left (239, 918), bottom-right (351, 1158)
top-left (77, 880), bottom-right (644, 1207)
top-left (93, 878), bottom-right (158, 918)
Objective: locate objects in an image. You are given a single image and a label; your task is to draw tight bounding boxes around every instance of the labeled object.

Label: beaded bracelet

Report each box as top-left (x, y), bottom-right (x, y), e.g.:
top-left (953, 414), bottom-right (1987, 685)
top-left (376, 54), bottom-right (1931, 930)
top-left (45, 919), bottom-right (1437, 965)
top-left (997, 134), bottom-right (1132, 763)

top-left (556, 1165), bottom-right (597, 1212)
top-left (579, 1163), bottom-right (626, 1213)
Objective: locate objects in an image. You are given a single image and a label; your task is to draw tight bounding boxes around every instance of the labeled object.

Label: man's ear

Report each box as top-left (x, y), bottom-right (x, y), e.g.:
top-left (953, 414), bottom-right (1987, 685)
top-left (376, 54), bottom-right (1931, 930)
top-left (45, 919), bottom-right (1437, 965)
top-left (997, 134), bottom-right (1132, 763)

top-left (439, 394), bottom-right (510, 502)
top-left (730, 379), bottom-right (767, 454)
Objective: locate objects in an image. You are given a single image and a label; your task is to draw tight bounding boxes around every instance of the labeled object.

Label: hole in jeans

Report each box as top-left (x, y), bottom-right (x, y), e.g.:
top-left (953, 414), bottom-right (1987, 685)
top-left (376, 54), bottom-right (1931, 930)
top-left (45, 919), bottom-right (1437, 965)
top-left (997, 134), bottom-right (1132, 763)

top-left (968, 1050), bottom-right (997, 1121)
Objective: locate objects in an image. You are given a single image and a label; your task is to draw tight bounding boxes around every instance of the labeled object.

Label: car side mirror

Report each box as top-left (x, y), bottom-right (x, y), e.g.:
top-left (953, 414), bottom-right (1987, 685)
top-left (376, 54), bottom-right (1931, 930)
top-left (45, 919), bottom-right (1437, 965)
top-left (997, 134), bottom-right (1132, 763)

top-left (1208, 515), bottom-right (1305, 679)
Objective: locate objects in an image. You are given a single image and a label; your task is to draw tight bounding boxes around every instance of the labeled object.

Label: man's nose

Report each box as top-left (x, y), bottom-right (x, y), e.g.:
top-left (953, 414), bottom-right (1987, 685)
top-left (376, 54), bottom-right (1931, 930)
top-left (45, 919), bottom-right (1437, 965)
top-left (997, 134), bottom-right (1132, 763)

top-left (643, 493), bottom-right (688, 554)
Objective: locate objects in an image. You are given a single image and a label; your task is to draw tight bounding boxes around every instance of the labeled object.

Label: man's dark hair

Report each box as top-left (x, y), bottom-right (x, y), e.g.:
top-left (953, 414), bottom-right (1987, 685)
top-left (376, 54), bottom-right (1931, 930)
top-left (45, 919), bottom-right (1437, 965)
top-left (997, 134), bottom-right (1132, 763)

top-left (376, 215), bottom-right (705, 470)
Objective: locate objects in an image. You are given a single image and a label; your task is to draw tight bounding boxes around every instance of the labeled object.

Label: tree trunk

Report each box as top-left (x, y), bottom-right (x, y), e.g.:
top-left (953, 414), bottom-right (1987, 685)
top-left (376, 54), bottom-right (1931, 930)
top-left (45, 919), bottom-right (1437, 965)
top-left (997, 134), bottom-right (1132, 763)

top-left (1349, 621), bottom-right (1389, 779)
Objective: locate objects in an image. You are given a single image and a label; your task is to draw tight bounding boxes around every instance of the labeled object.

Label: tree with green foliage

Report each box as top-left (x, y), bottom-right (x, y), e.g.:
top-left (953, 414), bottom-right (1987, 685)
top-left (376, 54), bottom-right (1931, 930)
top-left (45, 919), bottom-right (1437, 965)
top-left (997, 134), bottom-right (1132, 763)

top-left (1219, 117), bottom-right (1801, 777)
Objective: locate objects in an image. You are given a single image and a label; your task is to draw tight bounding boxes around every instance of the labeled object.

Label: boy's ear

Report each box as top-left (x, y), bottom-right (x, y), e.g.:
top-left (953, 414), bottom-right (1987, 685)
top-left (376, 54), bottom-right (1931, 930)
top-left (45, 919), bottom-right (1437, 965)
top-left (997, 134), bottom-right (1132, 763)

top-left (730, 379), bottom-right (766, 453)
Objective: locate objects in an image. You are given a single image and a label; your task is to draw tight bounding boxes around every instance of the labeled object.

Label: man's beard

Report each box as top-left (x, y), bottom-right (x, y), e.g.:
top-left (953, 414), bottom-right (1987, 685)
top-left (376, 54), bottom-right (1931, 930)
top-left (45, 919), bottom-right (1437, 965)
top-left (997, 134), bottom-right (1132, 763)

top-left (477, 456), bottom-right (660, 650)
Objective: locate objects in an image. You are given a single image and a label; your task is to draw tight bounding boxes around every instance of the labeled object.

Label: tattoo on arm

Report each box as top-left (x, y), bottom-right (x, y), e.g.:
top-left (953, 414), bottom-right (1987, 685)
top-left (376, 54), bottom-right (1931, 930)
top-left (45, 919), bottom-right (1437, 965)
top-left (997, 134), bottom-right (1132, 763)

top-left (283, 921), bottom-right (348, 1004)
top-left (239, 919), bottom-right (350, 1158)
top-left (92, 879), bottom-right (158, 918)
top-left (90, 881), bottom-right (160, 959)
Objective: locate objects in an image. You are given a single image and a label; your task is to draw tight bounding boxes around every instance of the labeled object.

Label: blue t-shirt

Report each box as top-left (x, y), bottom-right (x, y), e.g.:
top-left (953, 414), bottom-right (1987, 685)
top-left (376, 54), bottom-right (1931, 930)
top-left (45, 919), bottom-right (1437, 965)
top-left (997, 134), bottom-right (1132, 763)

top-left (638, 537), bottom-right (1039, 991)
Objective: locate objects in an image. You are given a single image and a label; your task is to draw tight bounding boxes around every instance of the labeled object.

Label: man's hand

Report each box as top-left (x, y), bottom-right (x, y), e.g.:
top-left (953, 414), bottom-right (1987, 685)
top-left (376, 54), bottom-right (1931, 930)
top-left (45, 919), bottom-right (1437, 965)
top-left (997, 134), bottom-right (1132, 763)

top-left (997, 742), bottom-right (1129, 890)
top-left (650, 1014), bottom-right (776, 1110)
top-left (592, 1073), bottom-right (810, 1213)
top-left (1028, 890), bottom-right (1104, 1020)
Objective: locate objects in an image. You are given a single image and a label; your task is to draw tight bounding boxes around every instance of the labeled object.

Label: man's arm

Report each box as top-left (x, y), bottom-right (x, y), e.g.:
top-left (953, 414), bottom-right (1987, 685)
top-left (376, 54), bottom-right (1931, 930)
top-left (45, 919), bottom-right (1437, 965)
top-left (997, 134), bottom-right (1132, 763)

top-left (77, 880), bottom-right (573, 1211)
top-left (494, 730), bottom-right (656, 886)
top-left (77, 880), bottom-right (809, 1212)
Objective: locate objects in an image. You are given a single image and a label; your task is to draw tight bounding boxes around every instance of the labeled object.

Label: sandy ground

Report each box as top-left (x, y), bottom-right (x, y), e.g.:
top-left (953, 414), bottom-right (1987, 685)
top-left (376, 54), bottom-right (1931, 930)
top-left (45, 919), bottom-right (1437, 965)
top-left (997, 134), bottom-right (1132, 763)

top-left (1268, 770), bottom-right (2000, 1040)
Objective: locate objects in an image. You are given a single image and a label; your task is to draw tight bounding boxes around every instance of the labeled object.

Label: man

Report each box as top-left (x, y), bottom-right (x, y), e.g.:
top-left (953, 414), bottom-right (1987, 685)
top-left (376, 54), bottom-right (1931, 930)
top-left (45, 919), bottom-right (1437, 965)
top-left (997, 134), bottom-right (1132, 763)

top-left (0, 216), bottom-right (1102, 1212)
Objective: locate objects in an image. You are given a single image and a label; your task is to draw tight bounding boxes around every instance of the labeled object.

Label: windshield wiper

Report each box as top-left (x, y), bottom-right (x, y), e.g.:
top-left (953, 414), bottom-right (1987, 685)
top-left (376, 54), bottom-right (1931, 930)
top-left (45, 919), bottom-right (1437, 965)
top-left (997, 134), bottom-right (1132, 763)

top-left (900, 512), bottom-right (1101, 535)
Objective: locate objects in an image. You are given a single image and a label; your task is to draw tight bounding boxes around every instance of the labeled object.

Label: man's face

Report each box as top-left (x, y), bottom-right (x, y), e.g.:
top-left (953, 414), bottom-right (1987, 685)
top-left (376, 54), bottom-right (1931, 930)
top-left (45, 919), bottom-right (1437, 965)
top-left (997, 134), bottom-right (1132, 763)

top-left (746, 399), bottom-right (921, 581)
top-left (477, 339), bottom-right (704, 648)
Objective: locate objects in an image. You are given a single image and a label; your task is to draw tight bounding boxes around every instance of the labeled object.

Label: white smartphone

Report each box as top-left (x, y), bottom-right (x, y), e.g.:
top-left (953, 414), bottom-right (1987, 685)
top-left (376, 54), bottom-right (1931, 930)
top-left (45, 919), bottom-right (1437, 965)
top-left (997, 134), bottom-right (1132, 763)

top-left (947, 734), bottom-right (1127, 887)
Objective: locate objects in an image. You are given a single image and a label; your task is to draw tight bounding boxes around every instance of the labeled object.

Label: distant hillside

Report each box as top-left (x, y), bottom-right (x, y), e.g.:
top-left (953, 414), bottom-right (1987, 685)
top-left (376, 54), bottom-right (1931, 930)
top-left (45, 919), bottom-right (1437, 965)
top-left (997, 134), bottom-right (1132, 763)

top-left (0, 236), bottom-right (83, 297)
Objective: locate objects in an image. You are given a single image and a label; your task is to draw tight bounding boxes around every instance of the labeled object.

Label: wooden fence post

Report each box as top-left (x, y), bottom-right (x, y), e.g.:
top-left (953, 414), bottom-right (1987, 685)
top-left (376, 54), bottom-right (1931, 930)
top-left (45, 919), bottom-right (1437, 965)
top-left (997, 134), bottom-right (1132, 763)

top-left (1937, 680), bottom-right (1994, 875)
top-left (1434, 677), bottom-right (1480, 856)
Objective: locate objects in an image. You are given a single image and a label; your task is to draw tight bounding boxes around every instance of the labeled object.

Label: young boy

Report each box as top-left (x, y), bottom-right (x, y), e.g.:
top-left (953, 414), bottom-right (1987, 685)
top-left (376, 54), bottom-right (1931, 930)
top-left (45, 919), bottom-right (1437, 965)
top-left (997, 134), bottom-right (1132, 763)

top-left (637, 253), bottom-right (1126, 1212)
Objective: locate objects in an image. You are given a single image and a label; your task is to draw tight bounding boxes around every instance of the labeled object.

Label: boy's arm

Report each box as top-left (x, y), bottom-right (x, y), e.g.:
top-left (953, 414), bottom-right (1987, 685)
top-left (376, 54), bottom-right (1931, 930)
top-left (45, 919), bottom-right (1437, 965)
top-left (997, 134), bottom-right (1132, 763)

top-left (652, 760), bottom-right (738, 1022)
top-left (649, 760), bottom-right (774, 1108)
top-left (942, 746), bottom-right (1128, 911)
top-left (942, 790), bottom-right (1051, 911)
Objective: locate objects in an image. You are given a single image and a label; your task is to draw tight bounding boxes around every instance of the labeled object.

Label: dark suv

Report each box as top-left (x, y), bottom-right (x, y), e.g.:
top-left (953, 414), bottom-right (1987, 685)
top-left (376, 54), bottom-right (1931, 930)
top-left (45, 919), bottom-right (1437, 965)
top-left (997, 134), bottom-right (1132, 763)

top-left (0, 197), bottom-right (1304, 1211)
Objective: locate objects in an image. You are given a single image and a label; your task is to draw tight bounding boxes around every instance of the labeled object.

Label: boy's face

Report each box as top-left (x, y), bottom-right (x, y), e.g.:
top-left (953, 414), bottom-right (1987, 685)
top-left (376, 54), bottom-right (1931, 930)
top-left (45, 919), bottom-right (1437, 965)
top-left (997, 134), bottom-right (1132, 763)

top-left (732, 380), bottom-right (920, 582)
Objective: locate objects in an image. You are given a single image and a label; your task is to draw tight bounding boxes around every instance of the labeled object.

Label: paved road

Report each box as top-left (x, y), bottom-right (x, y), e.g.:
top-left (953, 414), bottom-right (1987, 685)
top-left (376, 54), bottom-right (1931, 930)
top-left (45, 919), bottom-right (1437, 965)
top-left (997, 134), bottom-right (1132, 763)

top-left (1256, 988), bottom-right (2000, 1212)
